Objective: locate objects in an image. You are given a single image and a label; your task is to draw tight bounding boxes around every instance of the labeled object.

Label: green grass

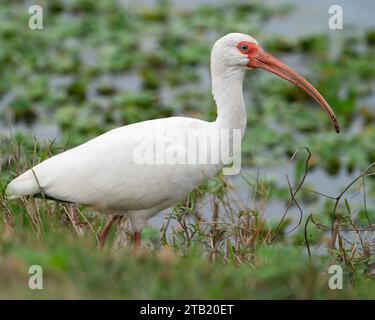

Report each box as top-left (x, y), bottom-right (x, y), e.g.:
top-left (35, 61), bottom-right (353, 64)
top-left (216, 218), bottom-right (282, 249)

top-left (0, 220), bottom-right (374, 299)
top-left (0, 143), bottom-right (374, 299)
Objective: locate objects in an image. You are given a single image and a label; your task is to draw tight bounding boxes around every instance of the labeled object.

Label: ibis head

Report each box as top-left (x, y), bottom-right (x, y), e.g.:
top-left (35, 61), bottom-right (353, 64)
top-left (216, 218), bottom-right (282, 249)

top-left (211, 33), bottom-right (340, 133)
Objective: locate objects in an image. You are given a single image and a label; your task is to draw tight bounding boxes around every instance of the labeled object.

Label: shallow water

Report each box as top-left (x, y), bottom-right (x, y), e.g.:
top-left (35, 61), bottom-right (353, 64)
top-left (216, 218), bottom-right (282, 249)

top-left (148, 165), bottom-right (369, 233)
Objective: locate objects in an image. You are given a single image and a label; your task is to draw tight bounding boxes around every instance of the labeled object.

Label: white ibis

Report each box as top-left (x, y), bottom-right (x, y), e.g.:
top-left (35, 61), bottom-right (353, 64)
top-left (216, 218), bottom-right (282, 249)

top-left (6, 33), bottom-right (340, 252)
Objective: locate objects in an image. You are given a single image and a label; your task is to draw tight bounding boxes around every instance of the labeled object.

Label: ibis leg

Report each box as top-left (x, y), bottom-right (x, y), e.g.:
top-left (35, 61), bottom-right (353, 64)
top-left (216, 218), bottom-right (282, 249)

top-left (134, 231), bottom-right (142, 255)
top-left (99, 215), bottom-right (122, 248)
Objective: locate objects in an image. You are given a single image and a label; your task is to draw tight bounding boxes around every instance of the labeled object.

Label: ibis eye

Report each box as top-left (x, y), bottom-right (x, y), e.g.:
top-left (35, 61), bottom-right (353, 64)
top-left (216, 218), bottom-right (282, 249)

top-left (240, 44), bottom-right (249, 52)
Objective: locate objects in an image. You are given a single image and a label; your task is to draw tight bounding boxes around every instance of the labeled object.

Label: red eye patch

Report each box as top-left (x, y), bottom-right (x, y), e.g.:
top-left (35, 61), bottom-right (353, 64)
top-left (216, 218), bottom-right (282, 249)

top-left (236, 41), bottom-right (259, 57)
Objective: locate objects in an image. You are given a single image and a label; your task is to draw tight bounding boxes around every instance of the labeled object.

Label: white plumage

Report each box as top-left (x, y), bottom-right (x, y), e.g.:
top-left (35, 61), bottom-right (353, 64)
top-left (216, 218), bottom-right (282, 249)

top-left (6, 33), bottom-right (339, 250)
top-left (7, 117), bottom-right (221, 231)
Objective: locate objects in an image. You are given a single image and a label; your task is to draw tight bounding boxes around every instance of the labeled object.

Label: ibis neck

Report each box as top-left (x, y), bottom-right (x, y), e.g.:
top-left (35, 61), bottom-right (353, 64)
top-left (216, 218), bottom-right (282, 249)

top-left (212, 66), bottom-right (247, 137)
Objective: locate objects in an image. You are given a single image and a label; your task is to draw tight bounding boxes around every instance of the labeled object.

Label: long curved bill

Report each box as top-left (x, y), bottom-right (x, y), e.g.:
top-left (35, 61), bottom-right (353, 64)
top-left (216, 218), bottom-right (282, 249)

top-left (248, 48), bottom-right (340, 133)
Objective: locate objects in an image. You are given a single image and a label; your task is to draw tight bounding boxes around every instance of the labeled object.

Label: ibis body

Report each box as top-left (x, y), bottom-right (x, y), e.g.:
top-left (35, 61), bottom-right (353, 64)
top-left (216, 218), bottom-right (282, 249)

top-left (6, 33), bottom-right (340, 249)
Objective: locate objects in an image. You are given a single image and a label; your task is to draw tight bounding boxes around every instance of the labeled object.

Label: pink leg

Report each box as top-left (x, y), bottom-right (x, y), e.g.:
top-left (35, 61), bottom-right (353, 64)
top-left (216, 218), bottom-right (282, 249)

top-left (99, 215), bottom-right (122, 248)
top-left (134, 231), bottom-right (142, 255)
